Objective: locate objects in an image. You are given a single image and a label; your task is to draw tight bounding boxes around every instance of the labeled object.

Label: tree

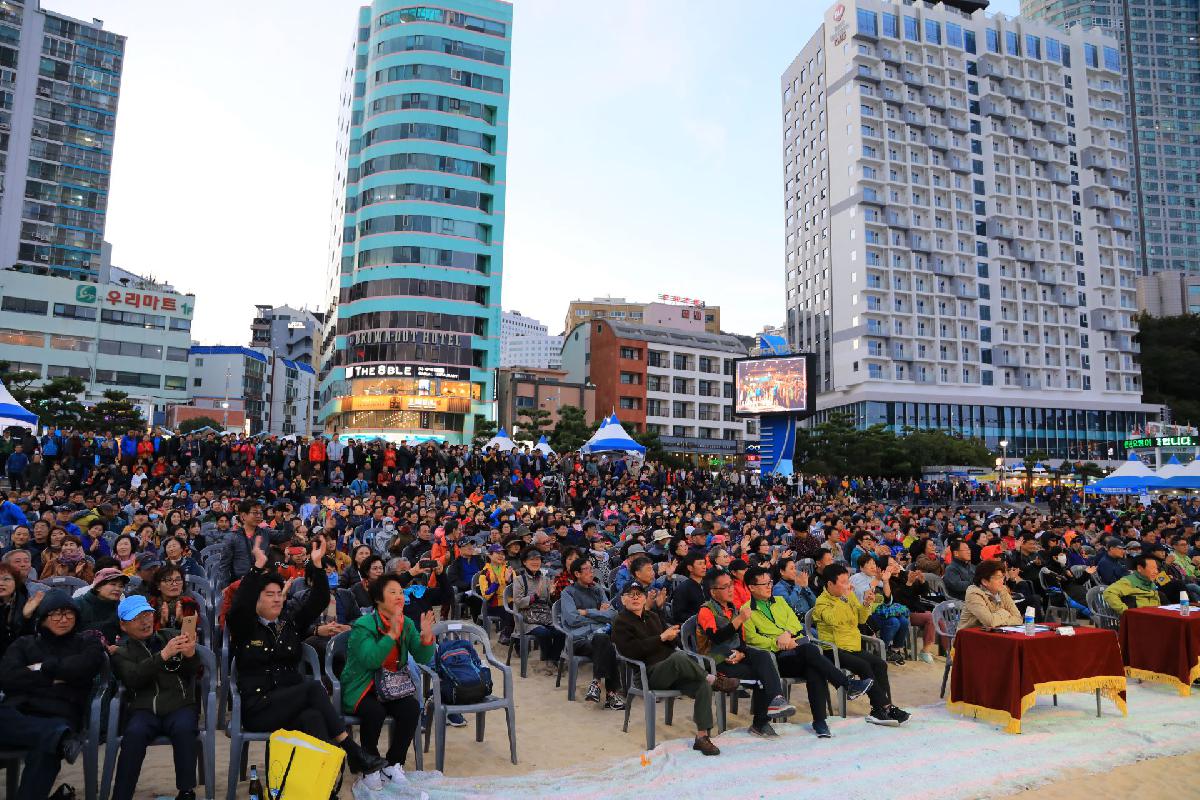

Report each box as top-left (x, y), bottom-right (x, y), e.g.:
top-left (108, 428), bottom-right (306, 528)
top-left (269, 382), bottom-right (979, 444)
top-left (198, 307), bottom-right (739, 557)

top-left (28, 377), bottom-right (88, 430)
top-left (1021, 450), bottom-right (1050, 496)
top-left (178, 416), bottom-right (224, 435)
top-left (87, 390), bottom-right (144, 435)
top-left (550, 405), bottom-right (593, 452)
top-left (0, 361), bottom-right (40, 407)
top-left (472, 414), bottom-right (497, 446)
top-left (794, 413), bottom-right (991, 479)
top-left (516, 407), bottom-right (552, 441)
top-left (1134, 313), bottom-right (1200, 425)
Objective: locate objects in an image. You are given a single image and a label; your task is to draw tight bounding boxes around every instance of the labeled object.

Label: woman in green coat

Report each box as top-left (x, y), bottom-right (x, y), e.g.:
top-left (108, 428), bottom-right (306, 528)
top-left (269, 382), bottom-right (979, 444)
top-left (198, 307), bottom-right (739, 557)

top-left (340, 573), bottom-right (435, 789)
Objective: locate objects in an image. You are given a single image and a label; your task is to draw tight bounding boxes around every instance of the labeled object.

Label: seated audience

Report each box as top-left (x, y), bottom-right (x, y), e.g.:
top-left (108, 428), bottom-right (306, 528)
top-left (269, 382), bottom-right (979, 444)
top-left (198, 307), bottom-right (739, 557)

top-left (1102, 554), bottom-right (1162, 614)
top-left (958, 560), bottom-right (1023, 631)
top-left (559, 557), bottom-right (625, 709)
top-left (511, 548), bottom-right (565, 675)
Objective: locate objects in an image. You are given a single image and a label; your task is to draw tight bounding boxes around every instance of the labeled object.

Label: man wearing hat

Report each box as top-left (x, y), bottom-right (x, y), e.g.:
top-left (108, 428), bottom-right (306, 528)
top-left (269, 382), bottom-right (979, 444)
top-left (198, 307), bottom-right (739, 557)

top-left (1096, 537), bottom-right (1130, 586)
top-left (110, 595), bottom-right (200, 800)
top-left (0, 589), bottom-right (106, 800)
top-left (77, 566), bottom-right (131, 650)
top-left (124, 553), bottom-right (163, 598)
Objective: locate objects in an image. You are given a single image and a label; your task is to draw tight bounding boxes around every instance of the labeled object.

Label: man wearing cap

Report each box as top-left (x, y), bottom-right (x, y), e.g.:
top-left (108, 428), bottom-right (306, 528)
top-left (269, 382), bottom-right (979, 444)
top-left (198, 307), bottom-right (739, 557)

top-left (124, 553), bottom-right (162, 598)
top-left (1096, 538), bottom-right (1130, 586)
top-left (110, 595), bottom-right (200, 800)
top-left (0, 589), bottom-right (105, 800)
top-left (77, 566), bottom-right (130, 650)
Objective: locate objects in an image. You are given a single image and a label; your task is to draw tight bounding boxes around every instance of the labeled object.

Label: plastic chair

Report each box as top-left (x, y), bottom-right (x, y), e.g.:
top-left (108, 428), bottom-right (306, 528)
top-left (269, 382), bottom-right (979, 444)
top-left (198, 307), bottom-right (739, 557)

top-left (225, 642), bottom-right (321, 800)
top-left (550, 600), bottom-right (593, 701)
top-left (612, 641), bottom-right (682, 750)
top-left (324, 630), bottom-right (424, 771)
top-left (678, 615), bottom-right (734, 733)
top-left (932, 599), bottom-right (963, 699)
top-left (1038, 568), bottom-right (1076, 623)
top-left (185, 574), bottom-right (217, 607)
top-left (1086, 585), bottom-right (1119, 630)
top-left (802, 608), bottom-right (887, 718)
top-left (502, 583), bottom-right (539, 678)
top-left (417, 621), bottom-right (517, 772)
top-left (41, 575), bottom-right (90, 593)
top-left (100, 645), bottom-right (217, 800)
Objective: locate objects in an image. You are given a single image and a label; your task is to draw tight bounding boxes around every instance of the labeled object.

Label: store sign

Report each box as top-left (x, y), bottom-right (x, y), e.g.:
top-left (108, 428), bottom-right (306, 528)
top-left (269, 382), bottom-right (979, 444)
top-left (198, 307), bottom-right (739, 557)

top-left (348, 330), bottom-right (466, 347)
top-left (660, 436), bottom-right (738, 454)
top-left (344, 363), bottom-right (470, 380)
top-left (337, 395), bottom-right (471, 414)
top-left (656, 294), bottom-right (706, 308)
top-left (76, 284), bottom-right (190, 315)
top-left (1122, 435), bottom-right (1196, 450)
top-left (287, 321), bottom-right (307, 329)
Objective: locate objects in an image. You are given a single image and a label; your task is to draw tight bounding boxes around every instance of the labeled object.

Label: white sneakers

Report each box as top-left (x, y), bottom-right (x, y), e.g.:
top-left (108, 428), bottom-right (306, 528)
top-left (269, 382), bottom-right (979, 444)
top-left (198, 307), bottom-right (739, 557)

top-left (382, 764), bottom-right (409, 788)
top-left (359, 763), bottom-right (427, 798)
top-left (360, 770), bottom-right (385, 792)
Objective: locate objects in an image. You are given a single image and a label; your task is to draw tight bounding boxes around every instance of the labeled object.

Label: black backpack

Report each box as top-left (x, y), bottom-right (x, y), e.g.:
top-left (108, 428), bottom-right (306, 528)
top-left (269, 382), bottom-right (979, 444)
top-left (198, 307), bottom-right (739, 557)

top-left (435, 638), bottom-right (492, 705)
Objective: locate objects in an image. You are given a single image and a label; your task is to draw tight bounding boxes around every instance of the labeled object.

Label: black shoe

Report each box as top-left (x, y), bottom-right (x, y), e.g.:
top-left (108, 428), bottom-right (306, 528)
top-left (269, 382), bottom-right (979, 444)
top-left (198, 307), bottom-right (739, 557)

top-left (341, 737), bottom-right (387, 775)
top-left (748, 722), bottom-right (779, 738)
top-left (886, 648), bottom-right (906, 665)
top-left (845, 678), bottom-right (874, 700)
top-left (886, 705), bottom-right (911, 725)
top-left (58, 733), bottom-right (83, 765)
top-left (175, 791), bottom-right (196, 800)
top-left (812, 719), bottom-right (832, 738)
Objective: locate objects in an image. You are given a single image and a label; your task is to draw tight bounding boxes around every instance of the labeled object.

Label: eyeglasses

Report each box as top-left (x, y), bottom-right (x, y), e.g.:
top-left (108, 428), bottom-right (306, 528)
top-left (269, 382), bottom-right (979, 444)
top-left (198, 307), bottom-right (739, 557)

top-left (160, 576), bottom-right (183, 584)
top-left (711, 584), bottom-right (732, 591)
top-left (45, 610), bottom-right (75, 620)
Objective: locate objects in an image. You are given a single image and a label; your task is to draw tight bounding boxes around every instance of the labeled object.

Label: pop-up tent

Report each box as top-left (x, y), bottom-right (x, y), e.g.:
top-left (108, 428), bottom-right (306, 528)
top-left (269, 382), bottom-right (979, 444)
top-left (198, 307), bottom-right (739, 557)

top-left (534, 435), bottom-right (555, 456)
top-left (580, 414), bottom-right (646, 455)
top-left (484, 427), bottom-right (516, 452)
top-left (1084, 453), bottom-right (1165, 494)
top-left (0, 381), bottom-right (38, 433)
top-left (1158, 455), bottom-right (1200, 491)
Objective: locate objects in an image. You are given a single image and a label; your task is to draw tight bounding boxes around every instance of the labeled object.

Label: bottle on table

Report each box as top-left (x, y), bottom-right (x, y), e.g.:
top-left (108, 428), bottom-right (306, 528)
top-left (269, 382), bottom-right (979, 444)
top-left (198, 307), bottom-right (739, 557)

top-left (1023, 606), bottom-right (1036, 636)
top-left (249, 764), bottom-right (263, 800)
top-left (1182, 591), bottom-right (1191, 618)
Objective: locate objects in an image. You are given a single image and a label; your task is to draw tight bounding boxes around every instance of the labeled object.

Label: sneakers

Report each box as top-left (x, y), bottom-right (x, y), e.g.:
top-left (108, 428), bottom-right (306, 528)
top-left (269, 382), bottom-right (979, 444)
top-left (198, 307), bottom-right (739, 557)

top-left (886, 648), bottom-right (906, 665)
top-left (585, 680), bottom-right (603, 704)
top-left (711, 674), bottom-right (741, 693)
top-left (866, 707), bottom-right (901, 727)
top-left (917, 651), bottom-right (935, 664)
top-left (845, 677), bottom-right (874, 700)
top-left (748, 722), bottom-right (779, 738)
top-left (447, 712), bottom-right (468, 727)
top-left (886, 705), bottom-right (911, 725)
top-left (382, 764), bottom-right (409, 788)
top-left (605, 692), bottom-right (626, 710)
top-left (342, 738), bottom-right (387, 775)
top-left (692, 735), bottom-right (721, 756)
top-left (498, 633), bottom-right (512, 647)
top-left (811, 719), bottom-right (833, 738)
top-left (359, 771), bottom-right (384, 792)
top-left (767, 695), bottom-right (796, 719)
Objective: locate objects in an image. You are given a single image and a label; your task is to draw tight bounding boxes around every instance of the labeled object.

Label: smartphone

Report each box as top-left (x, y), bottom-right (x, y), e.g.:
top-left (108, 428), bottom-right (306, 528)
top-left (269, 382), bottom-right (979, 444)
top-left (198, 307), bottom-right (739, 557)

top-left (180, 614), bottom-right (198, 640)
top-left (420, 559), bottom-right (437, 569)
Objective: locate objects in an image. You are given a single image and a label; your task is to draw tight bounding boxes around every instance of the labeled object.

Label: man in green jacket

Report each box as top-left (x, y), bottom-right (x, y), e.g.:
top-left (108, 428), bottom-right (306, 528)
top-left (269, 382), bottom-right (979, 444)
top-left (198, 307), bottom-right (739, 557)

top-left (742, 566), bottom-right (875, 738)
top-left (110, 594), bottom-right (199, 800)
top-left (1102, 554), bottom-right (1162, 614)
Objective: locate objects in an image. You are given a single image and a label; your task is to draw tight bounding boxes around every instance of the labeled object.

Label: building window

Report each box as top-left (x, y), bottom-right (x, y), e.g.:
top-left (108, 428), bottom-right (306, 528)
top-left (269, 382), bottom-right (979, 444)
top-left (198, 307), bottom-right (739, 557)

top-left (0, 329), bottom-right (46, 348)
top-left (1, 297), bottom-right (48, 315)
top-left (166, 347), bottom-right (189, 362)
top-left (164, 375), bottom-right (186, 391)
top-left (619, 347), bottom-right (641, 360)
top-left (53, 302), bottom-right (98, 321)
top-left (101, 310), bottom-right (166, 329)
top-left (49, 334), bottom-right (91, 352)
top-left (619, 372), bottom-right (640, 385)
top-left (619, 397), bottom-right (640, 410)
top-left (47, 365), bottom-right (89, 380)
top-left (193, 377), bottom-right (202, 387)
top-left (515, 396), bottom-right (535, 408)
top-left (94, 370), bottom-right (160, 388)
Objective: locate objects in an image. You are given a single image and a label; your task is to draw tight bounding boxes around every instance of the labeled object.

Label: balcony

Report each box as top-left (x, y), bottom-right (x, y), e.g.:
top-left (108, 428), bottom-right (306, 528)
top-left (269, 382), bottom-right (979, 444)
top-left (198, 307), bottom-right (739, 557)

top-left (857, 66), bottom-right (881, 83)
top-left (1083, 188), bottom-right (1111, 209)
top-left (1005, 122), bottom-right (1029, 140)
top-left (1046, 128), bottom-right (1069, 146)
top-left (987, 218), bottom-right (1013, 240)
top-left (982, 100), bottom-right (1006, 118)
top-left (892, 347), bottom-right (913, 361)
top-left (922, 91), bottom-right (946, 110)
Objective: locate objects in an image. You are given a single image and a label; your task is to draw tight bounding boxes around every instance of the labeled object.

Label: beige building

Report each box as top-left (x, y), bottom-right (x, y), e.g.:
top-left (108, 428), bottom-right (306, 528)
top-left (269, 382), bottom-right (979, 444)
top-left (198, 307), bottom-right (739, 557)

top-left (564, 296), bottom-right (722, 335)
top-left (1136, 272), bottom-right (1200, 317)
top-left (496, 368), bottom-right (595, 436)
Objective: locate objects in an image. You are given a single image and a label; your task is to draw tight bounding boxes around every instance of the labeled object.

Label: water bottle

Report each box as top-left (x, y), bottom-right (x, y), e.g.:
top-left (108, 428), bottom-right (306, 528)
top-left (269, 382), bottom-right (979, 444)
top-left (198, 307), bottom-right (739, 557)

top-left (1181, 591), bottom-right (1191, 618)
top-left (248, 765), bottom-right (263, 800)
top-left (1024, 606), bottom-right (1036, 636)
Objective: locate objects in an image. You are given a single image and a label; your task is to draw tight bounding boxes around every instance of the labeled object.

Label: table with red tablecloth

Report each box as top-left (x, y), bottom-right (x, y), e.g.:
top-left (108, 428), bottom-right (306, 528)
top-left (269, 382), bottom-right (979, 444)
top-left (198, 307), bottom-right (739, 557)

top-left (947, 626), bottom-right (1127, 733)
top-left (1119, 606), bottom-right (1200, 696)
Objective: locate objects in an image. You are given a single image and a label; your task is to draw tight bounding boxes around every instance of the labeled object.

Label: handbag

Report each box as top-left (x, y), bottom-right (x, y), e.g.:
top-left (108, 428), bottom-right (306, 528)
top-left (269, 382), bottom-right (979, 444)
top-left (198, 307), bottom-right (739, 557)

top-left (524, 601), bottom-right (553, 627)
top-left (374, 665), bottom-right (416, 701)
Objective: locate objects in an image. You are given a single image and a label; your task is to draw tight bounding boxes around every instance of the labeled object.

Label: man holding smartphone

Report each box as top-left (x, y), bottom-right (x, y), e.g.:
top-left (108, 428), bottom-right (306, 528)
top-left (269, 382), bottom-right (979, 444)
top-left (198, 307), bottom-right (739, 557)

top-left (110, 594), bottom-right (200, 800)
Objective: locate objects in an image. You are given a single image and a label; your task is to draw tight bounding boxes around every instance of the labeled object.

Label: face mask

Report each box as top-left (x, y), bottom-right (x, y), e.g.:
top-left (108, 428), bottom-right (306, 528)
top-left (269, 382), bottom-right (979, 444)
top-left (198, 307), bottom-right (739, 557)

top-left (1056, 554), bottom-right (1067, 566)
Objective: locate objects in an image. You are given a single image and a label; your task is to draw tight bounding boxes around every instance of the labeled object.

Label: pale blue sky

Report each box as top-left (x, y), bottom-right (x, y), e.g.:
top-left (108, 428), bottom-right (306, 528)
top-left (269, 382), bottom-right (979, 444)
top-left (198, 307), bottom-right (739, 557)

top-left (44, 0), bottom-right (1021, 343)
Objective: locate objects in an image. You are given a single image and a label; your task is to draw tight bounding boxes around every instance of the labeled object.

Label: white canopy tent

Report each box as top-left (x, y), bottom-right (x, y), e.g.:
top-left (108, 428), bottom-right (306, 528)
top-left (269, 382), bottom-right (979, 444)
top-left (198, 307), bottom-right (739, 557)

top-left (0, 381), bottom-right (38, 433)
top-left (534, 435), bottom-right (555, 456)
top-left (580, 414), bottom-right (646, 456)
top-left (484, 427), bottom-right (517, 452)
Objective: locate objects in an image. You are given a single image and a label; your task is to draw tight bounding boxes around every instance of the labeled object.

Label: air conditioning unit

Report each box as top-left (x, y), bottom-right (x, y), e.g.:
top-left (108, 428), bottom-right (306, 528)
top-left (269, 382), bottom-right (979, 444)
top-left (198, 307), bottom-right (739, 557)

top-left (35, 254), bottom-right (50, 262)
top-left (37, 87), bottom-right (51, 97)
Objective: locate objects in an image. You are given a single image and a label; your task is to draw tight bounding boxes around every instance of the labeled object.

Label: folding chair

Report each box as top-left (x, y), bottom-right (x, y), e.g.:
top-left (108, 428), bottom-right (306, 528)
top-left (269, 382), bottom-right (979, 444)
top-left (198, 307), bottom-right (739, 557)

top-left (678, 615), bottom-right (733, 733)
top-left (1086, 585), bottom-right (1119, 630)
top-left (932, 599), bottom-right (962, 699)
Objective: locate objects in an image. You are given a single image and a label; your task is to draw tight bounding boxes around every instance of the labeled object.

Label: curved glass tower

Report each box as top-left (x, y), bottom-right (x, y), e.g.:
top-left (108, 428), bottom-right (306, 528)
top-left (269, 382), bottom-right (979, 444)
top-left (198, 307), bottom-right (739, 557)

top-left (320, 1), bottom-right (511, 444)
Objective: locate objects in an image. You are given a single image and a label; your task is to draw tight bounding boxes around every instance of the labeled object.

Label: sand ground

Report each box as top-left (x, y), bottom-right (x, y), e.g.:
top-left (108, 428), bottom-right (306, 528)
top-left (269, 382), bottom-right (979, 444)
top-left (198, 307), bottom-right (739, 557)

top-left (47, 649), bottom-right (1198, 799)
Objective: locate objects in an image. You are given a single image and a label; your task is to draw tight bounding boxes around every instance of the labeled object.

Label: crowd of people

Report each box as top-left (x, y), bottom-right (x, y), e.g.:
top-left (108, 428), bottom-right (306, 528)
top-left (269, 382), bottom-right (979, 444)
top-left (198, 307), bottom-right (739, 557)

top-left (0, 426), bottom-right (1198, 798)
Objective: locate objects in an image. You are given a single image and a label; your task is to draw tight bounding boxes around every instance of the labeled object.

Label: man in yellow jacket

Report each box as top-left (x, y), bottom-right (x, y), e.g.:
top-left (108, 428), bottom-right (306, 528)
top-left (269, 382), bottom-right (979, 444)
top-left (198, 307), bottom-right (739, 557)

top-left (742, 566), bottom-right (876, 738)
top-left (810, 564), bottom-right (911, 727)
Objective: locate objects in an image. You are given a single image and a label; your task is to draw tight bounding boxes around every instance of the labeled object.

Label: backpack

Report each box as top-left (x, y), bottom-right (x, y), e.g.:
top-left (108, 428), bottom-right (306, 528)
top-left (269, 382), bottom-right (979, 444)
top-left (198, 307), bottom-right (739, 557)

top-left (435, 638), bottom-right (492, 705)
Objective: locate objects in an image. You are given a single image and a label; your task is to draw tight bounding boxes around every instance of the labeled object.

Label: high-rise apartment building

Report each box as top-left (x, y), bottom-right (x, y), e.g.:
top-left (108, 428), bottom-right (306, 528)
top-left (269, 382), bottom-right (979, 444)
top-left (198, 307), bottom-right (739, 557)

top-left (784, 0), bottom-right (1157, 459)
top-left (1021, 0), bottom-right (1200, 275)
top-left (319, 1), bottom-right (512, 444)
top-left (0, 2), bottom-right (124, 281)
top-left (251, 304), bottom-right (324, 431)
top-left (500, 310), bottom-right (562, 369)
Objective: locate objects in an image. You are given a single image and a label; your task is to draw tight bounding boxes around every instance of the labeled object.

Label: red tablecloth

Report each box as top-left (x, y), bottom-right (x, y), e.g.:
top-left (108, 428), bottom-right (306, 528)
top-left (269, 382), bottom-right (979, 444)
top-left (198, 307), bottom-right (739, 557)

top-left (947, 626), bottom-right (1127, 733)
top-left (1119, 606), bottom-right (1200, 696)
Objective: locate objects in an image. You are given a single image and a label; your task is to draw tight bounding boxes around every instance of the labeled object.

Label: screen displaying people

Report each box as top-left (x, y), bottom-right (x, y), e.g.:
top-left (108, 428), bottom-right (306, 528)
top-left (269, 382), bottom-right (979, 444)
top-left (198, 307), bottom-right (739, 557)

top-left (736, 357), bottom-right (810, 415)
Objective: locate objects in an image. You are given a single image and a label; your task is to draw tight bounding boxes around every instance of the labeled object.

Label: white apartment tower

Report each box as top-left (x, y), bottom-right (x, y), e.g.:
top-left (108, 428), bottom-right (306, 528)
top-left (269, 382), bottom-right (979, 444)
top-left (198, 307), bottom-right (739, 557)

top-left (783, 0), bottom-right (1156, 460)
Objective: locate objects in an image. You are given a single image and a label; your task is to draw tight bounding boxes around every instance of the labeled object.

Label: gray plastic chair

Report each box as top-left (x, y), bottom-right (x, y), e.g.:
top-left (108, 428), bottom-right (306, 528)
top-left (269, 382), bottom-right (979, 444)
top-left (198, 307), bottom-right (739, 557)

top-left (612, 642), bottom-right (683, 750)
top-left (678, 615), bottom-right (732, 733)
top-left (417, 621), bottom-right (517, 772)
top-left (502, 583), bottom-right (539, 678)
top-left (325, 630), bottom-right (424, 771)
top-left (41, 575), bottom-right (90, 593)
top-left (185, 574), bottom-right (217, 608)
top-left (932, 599), bottom-right (963, 698)
top-left (1086, 585), bottom-right (1119, 630)
top-left (551, 600), bottom-right (592, 701)
top-left (100, 645), bottom-right (217, 800)
top-left (802, 608), bottom-right (887, 718)
top-left (225, 642), bottom-right (321, 800)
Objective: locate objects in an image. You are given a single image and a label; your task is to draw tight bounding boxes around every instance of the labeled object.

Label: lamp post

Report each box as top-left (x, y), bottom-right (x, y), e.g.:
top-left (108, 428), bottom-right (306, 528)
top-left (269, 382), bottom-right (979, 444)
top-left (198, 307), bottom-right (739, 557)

top-left (999, 439), bottom-right (1009, 493)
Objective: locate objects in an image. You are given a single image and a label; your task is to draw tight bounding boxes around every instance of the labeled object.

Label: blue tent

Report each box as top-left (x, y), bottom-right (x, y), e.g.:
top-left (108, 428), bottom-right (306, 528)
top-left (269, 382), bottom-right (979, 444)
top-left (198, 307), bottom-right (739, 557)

top-left (580, 414), bottom-right (646, 455)
top-left (0, 380), bottom-right (37, 432)
top-left (1083, 475), bottom-right (1167, 495)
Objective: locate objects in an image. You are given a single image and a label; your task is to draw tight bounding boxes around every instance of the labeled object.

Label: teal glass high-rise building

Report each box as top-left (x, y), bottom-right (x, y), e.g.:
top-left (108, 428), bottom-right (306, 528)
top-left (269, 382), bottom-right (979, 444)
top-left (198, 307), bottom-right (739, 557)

top-left (319, 1), bottom-right (511, 444)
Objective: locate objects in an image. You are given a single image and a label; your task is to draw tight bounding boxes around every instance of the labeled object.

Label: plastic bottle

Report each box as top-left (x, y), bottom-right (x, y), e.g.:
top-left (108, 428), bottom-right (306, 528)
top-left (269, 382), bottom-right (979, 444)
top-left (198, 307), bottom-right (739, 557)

top-left (1182, 591), bottom-right (1191, 618)
top-left (1024, 606), bottom-right (1036, 636)
top-left (248, 765), bottom-right (263, 800)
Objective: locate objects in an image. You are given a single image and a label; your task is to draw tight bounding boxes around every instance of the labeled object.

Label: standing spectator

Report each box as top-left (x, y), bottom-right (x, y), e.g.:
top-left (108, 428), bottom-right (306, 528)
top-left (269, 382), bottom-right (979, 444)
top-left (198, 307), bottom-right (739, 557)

top-left (110, 595), bottom-right (200, 800)
top-left (559, 557), bottom-right (624, 709)
top-left (0, 590), bottom-right (105, 800)
top-left (6, 444), bottom-right (29, 491)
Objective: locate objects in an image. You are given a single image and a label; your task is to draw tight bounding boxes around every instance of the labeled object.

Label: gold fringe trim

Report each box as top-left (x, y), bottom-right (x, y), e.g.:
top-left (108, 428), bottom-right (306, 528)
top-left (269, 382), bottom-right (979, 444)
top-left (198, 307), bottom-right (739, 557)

top-left (1125, 658), bottom-right (1200, 697)
top-left (947, 675), bottom-right (1128, 734)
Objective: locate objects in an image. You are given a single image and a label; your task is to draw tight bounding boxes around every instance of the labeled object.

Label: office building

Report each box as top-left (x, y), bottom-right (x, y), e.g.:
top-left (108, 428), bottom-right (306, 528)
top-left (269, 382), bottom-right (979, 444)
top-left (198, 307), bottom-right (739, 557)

top-left (495, 367), bottom-right (594, 433)
top-left (1135, 271), bottom-right (1200, 317)
top-left (564, 296), bottom-right (722, 336)
top-left (500, 310), bottom-right (562, 369)
top-left (0, 257), bottom-right (193, 418)
top-left (1022, 0), bottom-right (1200, 275)
top-left (251, 304), bottom-right (324, 431)
top-left (188, 345), bottom-right (316, 436)
top-left (0, 2), bottom-right (124, 281)
top-left (783, 0), bottom-right (1157, 460)
top-left (561, 319), bottom-right (754, 463)
top-left (318, 0), bottom-right (512, 445)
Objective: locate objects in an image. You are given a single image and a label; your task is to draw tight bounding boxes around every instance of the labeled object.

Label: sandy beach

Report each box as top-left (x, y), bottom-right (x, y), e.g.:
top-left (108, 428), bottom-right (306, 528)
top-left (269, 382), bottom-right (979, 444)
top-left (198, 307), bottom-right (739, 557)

top-left (42, 645), bottom-right (1200, 799)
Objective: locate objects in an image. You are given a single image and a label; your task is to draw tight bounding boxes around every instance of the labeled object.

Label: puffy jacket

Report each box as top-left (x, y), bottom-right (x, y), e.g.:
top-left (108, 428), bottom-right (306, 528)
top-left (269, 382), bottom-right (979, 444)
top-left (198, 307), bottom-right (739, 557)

top-left (0, 590), bottom-right (106, 727)
top-left (742, 595), bottom-right (806, 653)
top-left (112, 628), bottom-right (199, 716)
top-left (811, 588), bottom-right (871, 652)
top-left (338, 611), bottom-right (435, 714)
top-left (1102, 572), bottom-right (1160, 614)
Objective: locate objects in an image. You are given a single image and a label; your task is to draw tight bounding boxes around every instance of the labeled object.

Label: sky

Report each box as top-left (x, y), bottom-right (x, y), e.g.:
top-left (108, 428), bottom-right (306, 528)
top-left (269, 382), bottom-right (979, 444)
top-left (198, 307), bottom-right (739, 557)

top-left (44, 0), bottom-right (1022, 343)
